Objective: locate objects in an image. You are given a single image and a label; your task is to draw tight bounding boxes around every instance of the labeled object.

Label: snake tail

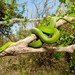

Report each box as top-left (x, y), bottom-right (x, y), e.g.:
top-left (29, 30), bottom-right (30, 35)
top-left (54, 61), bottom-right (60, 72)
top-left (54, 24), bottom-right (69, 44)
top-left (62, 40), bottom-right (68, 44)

top-left (0, 42), bottom-right (14, 52)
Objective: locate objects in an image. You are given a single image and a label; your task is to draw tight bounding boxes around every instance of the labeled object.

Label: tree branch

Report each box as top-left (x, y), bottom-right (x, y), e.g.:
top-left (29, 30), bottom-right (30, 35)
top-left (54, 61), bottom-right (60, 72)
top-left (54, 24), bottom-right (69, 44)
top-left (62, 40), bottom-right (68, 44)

top-left (56, 17), bottom-right (75, 27)
top-left (0, 34), bottom-right (75, 57)
top-left (0, 17), bottom-right (75, 26)
top-left (0, 18), bottom-right (43, 25)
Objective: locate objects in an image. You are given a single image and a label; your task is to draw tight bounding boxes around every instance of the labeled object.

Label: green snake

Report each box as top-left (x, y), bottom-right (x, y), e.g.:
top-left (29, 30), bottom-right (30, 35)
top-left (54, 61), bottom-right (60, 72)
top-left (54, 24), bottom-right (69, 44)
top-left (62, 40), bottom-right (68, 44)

top-left (28, 16), bottom-right (60, 48)
top-left (28, 16), bottom-right (75, 48)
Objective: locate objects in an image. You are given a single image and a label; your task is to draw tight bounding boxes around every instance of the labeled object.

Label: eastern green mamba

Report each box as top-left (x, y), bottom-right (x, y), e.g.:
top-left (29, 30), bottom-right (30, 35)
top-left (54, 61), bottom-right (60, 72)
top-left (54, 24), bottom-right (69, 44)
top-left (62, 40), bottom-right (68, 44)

top-left (28, 16), bottom-right (75, 48)
top-left (28, 16), bottom-right (60, 48)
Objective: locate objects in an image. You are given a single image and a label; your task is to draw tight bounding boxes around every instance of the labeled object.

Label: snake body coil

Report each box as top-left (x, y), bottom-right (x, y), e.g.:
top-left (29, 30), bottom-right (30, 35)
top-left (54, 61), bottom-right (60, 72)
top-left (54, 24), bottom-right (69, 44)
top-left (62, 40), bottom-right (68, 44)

top-left (30, 27), bottom-right (60, 43)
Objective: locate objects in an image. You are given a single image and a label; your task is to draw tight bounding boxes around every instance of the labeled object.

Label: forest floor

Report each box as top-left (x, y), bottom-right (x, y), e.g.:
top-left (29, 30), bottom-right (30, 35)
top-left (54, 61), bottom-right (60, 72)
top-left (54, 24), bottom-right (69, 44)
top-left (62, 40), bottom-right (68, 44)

top-left (0, 53), bottom-right (74, 75)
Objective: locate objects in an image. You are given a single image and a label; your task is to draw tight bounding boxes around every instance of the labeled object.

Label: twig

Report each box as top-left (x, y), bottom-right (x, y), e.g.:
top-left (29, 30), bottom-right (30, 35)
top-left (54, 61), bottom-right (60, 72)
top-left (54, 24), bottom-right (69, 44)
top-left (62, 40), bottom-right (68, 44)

top-left (0, 17), bottom-right (75, 26)
top-left (0, 18), bottom-right (43, 25)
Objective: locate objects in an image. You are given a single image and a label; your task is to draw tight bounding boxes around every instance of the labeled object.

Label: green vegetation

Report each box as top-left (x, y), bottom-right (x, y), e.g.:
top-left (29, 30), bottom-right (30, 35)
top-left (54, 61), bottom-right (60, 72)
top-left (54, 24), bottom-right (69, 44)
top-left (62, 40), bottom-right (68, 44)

top-left (0, 0), bottom-right (75, 75)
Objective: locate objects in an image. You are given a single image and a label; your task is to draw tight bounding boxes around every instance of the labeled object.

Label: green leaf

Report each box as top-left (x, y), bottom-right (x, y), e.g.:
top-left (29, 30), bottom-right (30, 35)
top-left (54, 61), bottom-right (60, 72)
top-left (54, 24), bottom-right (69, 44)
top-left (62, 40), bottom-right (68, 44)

top-left (65, 0), bottom-right (70, 4)
top-left (53, 52), bottom-right (65, 59)
top-left (68, 13), bottom-right (75, 17)
top-left (59, 0), bottom-right (66, 3)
